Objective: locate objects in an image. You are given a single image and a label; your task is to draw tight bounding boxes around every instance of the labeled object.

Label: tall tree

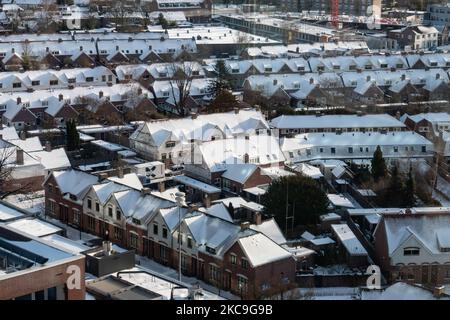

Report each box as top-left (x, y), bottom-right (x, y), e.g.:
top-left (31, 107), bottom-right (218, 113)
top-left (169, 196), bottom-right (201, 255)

top-left (66, 120), bottom-right (80, 151)
top-left (208, 90), bottom-right (240, 113)
top-left (261, 175), bottom-right (328, 234)
top-left (371, 145), bottom-right (387, 182)
top-left (386, 165), bottom-right (404, 207)
top-left (404, 165), bottom-right (416, 207)
top-left (157, 13), bottom-right (169, 30)
top-left (208, 60), bottom-right (232, 98)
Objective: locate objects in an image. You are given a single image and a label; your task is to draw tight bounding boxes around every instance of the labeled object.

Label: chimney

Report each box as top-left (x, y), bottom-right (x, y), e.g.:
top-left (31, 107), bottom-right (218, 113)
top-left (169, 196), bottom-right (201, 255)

top-left (58, 94), bottom-right (63, 101)
top-left (240, 221), bottom-right (251, 231)
top-left (309, 78), bottom-right (314, 84)
top-left (46, 47), bottom-right (49, 52)
top-left (11, 48), bottom-right (15, 54)
top-left (137, 87), bottom-right (143, 95)
top-left (116, 45), bottom-right (119, 51)
top-left (19, 130), bottom-right (26, 140)
top-left (436, 73), bottom-right (441, 80)
top-left (191, 112), bottom-right (197, 119)
top-left (253, 212), bottom-right (262, 225)
top-left (99, 172), bottom-right (108, 181)
top-left (45, 141), bottom-right (52, 152)
top-left (234, 107), bottom-right (239, 114)
top-left (117, 167), bottom-right (124, 178)
top-left (366, 75), bottom-right (371, 82)
top-left (395, 110), bottom-right (401, 120)
top-left (158, 181), bottom-right (165, 193)
top-left (203, 193), bottom-right (211, 208)
top-left (433, 286), bottom-right (445, 299)
top-left (16, 148), bottom-right (24, 165)
top-left (99, 91), bottom-right (104, 99)
top-left (16, 97), bottom-right (21, 105)
top-left (141, 187), bottom-right (151, 195)
top-left (401, 74), bottom-right (406, 81)
top-left (244, 153), bottom-right (249, 163)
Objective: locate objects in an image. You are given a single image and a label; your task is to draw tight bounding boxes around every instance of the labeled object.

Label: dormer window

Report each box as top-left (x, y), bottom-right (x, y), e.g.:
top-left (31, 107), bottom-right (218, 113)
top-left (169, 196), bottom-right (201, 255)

top-left (132, 218), bottom-right (141, 225)
top-left (165, 141), bottom-right (176, 148)
top-left (403, 247), bottom-right (420, 256)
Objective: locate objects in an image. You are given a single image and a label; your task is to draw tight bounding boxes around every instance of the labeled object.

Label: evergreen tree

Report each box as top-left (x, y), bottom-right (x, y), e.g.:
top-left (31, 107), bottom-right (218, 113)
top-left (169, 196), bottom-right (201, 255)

top-left (66, 120), bottom-right (80, 151)
top-left (208, 60), bottom-right (231, 98)
top-left (404, 165), bottom-right (416, 207)
top-left (157, 13), bottom-right (169, 30)
top-left (386, 165), bottom-right (404, 207)
top-left (261, 175), bottom-right (328, 233)
top-left (371, 145), bottom-right (387, 182)
top-left (208, 90), bottom-right (240, 113)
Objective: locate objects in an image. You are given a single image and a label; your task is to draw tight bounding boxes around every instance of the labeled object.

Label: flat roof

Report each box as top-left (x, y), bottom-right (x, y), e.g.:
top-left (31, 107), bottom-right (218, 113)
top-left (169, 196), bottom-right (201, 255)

top-left (173, 175), bottom-right (221, 194)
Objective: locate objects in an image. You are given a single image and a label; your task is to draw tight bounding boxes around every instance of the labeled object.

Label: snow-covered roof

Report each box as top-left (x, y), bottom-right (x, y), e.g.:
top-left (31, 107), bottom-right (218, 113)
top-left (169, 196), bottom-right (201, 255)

top-left (320, 212), bottom-right (341, 222)
top-left (91, 140), bottom-right (125, 152)
top-left (131, 109), bottom-right (269, 147)
top-left (108, 173), bottom-right (143, 190)
top-left (270, 114), bottom-right (406, 130)
top-left (41, 234), bottom-right (90, 254)
top-left (405, 112), bottom-right (450, 125)
top-left (0, 126), bottom-right (19, 141)
top-left (328, 194), bottom-right (355, 209)
top-left (331, 224), bottom-right (368, 256)
top-left (196, 135), bottom-right (284, 172)
top-left (221, 164), bottom-right (258, 184)
top-left (200, 202), bottom-right (233, 222)
top-left (0, 202), bottom-right (26, 221)
top-left (237, 232), bottom-right (292, 267)
top-left (250, 218), bottom-right (286, 245)
top-left (51, 169), bottom-right (99, 199)
top-left (31, 148), bottom-right (71, 171)
top-left (6, 218), bottom-right (62, 237)
top-left (292, 163), bottom-right (323, 179)
top-left (173, 175), bottom-right (221, 194)
top-left (382, 214), bottom-right (450, 256)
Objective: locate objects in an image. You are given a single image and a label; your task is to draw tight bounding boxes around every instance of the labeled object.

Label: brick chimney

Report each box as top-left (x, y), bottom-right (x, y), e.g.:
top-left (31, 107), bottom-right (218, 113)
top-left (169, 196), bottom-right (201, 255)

top-left (117, 167), bottom-right (124, 178)
top-left (16, 148), bottom-right (24, 165)
top-left (234, 107), bottom-right (239, 114)
top-left (141, 187), bottom-right (152, 195)
top-left (45, 141), bottom-right (52, 152)
top-left (158, 181), bottom-right (165, 193)
top-left (58, 94), bottom-right (63, 101)
top-left (203, 193), bottom-right (211, 208)
top-left (244, 153), bottom-right (249, 163)
top-left (253, 212), bottom-right (262, 225)
top-left (191, 112), bottom-right (197, 119)
top-left (433, 286), bottom-right (445, 299)
top-left (16, 97), bottom-right (21, 105)
top-left (98, 172), bottom-right (108, 181)
top-left (99, 91), bottom-right (104, 99)
top-left (240, 221), bottom-right (251, 231)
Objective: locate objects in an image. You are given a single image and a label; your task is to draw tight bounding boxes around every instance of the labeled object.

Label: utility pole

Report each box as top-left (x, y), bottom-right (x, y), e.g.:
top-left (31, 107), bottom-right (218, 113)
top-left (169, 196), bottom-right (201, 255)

top-left (175, 192), bottom-right (185, 282)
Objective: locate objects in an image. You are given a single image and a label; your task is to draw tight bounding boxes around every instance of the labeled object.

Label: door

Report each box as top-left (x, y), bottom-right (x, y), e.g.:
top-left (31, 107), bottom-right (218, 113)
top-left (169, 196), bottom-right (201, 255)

top-left (191, 257), bottom-right (198, 276)
top-left (223, 271), bottom-right (231, 290)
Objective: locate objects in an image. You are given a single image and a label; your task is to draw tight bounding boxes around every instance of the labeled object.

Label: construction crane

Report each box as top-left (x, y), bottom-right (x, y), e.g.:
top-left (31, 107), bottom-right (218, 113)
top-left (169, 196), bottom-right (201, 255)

top-left (331, 0), bottom-right (339, 29)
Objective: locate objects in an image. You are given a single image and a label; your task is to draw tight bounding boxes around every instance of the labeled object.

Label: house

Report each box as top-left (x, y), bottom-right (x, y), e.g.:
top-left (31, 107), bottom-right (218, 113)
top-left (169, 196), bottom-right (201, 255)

top-left (331, 224), bottom-right (369, 267)
top-left (129, 108), bottom-right (270, 164)
top-left (374, 212), bottom-right (450, 286)
top-left (1, 136), bottom-right (71, 192)
top-left (388, 26), bottom-right (439, 50)
top-left (144, 0), bottom-right (212, 23)
top-left (270, 114), bottom-right (406, 137)
top-left (44, 169), bottom-right (100, 227)
top-left (185, 134), bottom-right (285, 186)
top-left (220, 164), bottom-right (272, 196)
top-left (402, 112), bottom-right (450, 141)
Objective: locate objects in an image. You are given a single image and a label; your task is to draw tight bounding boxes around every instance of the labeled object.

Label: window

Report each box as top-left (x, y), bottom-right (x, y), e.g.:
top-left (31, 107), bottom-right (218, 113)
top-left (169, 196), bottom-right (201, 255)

top-left (132, 218), bottom-right (141, 225)
top-left (13, 82), bottom-right (22, 88)
top-left (348, 147), bottom-right (353, 153)
top-left (48, 200), bottom-right (57, 214)
top-left (421, 146), bottom-right (427, 153)
top-left (162, 227), bottom-right (168, 239)
top-left (102, 75), bottom-right (106, 82)
top-left (114, 226), bottom-right (122, 241)
top-left (241, 258), bottom-right (249, 269)
top-left (130, 233), bottom-right (139, 249)
top-left (153, 223), bottom-right (158, 235)
top-left (331, 147), bottom-right (336, 154)
top-left (230, 254), bottom-right (237, 265)
top-left (404, 247), bottom-right (420, 256)
top-left (95, 202), bottom-right (100, 212)
top-left (237, 275), bottom-right (248, 295)
top-left (86, 77), bottom-right (94, 82)
top-left (108, 206), bottom-right (113, 217)
top-left (87, 216), bottom-right (95, 230)
top-left (50, 80), bottom-right (58, 86)
top-left (393, 146), bottom-right (399, 153)
top-left (32, 80), bottom-right (40, 86)
top-left (87, 198), bottom-right (92, 209)
top-left (187, 237), bottom-right (193, 248)
top-left (165, 141), bottom-right (176, 148)
top-left (116, 210), bottom-right (121, 220)
top-left (73, 210), bottom-right (80, 225)
top-left (209, 264), bottom-right (220, 282)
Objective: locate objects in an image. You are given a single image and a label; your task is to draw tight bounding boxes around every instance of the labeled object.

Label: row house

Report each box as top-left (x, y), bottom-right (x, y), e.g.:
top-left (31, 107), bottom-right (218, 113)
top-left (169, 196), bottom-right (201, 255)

top-left (146, 0), bottom-right (212, 23)
top-left (281, 131), bottom-right (434, 164)
top-left (0, 66), bottom-right (115, 93)
top-left (144, 206), bottom-right (295, 298)
top-left (387, 26), bottom-right (439, 50)
top-left (116, 62), bottom-right (205, 88)
top-left (129, 108), bottom-right (270, 165)
top-left (270, 114), bottom-right (406, 137)
top-left (374, 213), bottom-right (450, 286)
top-left (0, 35), bottom-right (198, 71)
top-left (184, 134), bottom-right (285, 186)
top-left (0, 83), bottom-right (153, 128)
top-left (150, 77), bottom-right (214, 114)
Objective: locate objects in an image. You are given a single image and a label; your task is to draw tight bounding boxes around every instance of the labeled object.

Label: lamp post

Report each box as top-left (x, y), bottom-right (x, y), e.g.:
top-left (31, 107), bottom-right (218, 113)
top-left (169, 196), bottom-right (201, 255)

top-left (175, 191), bottom-right (185, 282)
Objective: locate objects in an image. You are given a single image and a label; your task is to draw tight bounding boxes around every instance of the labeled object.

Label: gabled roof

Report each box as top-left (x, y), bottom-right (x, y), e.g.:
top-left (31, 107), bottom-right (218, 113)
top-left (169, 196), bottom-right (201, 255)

top-left (49, 169), bottom-right (99, 199)
top-left (221, 164), bottom-right (258, 184)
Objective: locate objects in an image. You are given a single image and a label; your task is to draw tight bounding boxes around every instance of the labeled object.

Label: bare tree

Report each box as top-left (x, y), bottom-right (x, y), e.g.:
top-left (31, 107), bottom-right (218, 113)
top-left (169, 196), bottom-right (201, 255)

top-left (0, 145), bottom-right (31, 199)
top-left (167, 62), bottom-right (197, 116)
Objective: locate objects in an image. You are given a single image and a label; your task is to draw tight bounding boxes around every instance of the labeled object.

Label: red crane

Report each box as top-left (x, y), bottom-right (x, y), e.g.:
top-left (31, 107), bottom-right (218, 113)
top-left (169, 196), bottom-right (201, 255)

top-left (331, 0), bottom-right (339, 28)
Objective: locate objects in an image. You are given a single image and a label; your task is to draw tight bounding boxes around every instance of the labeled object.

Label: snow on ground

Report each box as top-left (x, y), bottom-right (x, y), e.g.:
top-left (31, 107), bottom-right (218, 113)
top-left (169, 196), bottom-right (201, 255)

top-left (135, 255), bottom-right (239, 300)
top-left (4, 191), bottom-right (45, 214)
